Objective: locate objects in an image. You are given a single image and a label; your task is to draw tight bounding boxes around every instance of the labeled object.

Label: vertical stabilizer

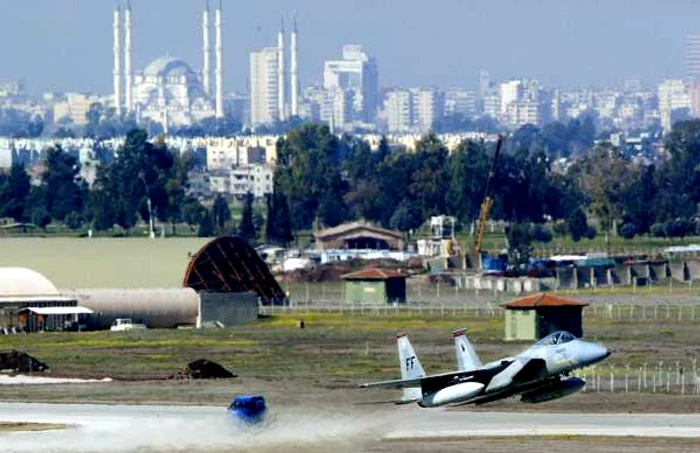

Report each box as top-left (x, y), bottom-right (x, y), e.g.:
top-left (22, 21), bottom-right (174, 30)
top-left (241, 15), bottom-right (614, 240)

top-left (396, 333), bottom-right (425, 402)
top-left (453, 328), bottom-right (482, 372)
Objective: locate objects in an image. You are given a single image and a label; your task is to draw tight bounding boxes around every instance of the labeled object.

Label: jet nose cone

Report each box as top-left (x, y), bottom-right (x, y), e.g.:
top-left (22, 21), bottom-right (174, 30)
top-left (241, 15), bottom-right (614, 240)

top-left (581, 343), bottom-right (611, 365)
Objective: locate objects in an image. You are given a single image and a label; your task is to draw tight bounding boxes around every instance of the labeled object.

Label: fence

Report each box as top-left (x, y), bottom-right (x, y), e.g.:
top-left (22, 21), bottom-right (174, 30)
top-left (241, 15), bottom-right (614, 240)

top-left (261, 302), bottom-right (700, 321)
top-left (578, 360), bottom-right (700, 396)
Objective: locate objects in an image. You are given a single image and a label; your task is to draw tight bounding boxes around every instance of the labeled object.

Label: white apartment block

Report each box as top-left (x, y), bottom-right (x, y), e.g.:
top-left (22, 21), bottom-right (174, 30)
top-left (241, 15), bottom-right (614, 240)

top-left (249, 48), bottom-right (280, 127)
top-left (499, 80), bottom-right (522, 117)
top-left (209, 165), bottom-right (274, 199)
top-left (204, 136), bottom-right (279, 169)
top-left (385, 90), bottom-right (413, 133)
top-left (411, 88), bottom-right (444, 133)
top-left (52, 93), bottom-right (104, 126)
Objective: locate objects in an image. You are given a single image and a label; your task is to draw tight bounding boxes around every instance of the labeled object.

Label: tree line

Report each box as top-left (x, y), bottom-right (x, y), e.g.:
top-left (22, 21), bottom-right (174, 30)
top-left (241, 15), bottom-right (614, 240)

top-left (271, 120), bottom-right (700, 251)
top-left (0, 129), bottom-right (261, 241)
top-left (5, 119), bottom-right (700, 249)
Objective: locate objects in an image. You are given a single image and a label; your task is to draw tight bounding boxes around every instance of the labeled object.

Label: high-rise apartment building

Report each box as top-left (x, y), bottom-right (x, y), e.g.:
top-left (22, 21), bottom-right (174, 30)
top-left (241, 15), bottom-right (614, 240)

top-left (412, 88), bottom-right (445, 132)
top-left (249, 48), bottom-right (280, 126)
top-left (385, 90), bottom-right (413, 133)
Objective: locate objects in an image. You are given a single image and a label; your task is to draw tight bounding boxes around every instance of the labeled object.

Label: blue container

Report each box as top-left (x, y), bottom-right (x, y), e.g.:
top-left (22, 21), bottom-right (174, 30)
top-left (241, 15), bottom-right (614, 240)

top-left (227, 395), bottom-right (267, 424)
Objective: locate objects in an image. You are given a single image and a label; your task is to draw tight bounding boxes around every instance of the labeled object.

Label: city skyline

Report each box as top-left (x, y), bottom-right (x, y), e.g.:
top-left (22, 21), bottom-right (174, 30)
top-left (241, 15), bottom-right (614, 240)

top-left (1, 0), bottom-right (698, 95)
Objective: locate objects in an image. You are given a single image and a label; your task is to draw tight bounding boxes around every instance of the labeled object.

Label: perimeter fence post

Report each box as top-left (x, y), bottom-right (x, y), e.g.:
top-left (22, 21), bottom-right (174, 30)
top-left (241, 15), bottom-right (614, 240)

top-left (625, 365), bottom-right (629, 393)
top-left (637, 367), bottom-right (642, 392)
top-left (610, 366), bottom-right (615, 392)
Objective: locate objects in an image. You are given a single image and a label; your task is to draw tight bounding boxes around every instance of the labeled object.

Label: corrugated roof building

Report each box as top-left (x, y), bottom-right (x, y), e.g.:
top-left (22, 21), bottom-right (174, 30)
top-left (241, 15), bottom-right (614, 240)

top-left (503, 293), bottom-right (589, 341)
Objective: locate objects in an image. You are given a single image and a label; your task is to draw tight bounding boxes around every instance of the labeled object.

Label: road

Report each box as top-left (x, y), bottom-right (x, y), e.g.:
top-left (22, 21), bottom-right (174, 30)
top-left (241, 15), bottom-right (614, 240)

top-left (3, 403), bottom-right (700, 452)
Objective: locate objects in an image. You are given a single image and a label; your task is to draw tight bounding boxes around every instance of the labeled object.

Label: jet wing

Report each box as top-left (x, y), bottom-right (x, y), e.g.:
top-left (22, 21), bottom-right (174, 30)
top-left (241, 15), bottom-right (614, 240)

top-left (485, 357), bottom-right (547, 393)
top-left (360, 360), bottom-right (511, 391)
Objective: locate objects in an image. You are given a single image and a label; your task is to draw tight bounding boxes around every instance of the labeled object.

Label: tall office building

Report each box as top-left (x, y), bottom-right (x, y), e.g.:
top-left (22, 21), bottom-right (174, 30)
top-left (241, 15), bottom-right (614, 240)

top-left (249, 48), bottom-right (280, 126)
top-left (323, 45), bottom-right (379, 128)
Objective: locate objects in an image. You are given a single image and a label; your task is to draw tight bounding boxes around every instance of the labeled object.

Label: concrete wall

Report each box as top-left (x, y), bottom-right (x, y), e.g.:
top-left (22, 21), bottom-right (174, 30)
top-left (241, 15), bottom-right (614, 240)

top-left (505, 309), bottom-right (536, 341)
top-left (198, 291), bottom-right (259, 327)
top-left (344, 280), bottom-right (386, 305)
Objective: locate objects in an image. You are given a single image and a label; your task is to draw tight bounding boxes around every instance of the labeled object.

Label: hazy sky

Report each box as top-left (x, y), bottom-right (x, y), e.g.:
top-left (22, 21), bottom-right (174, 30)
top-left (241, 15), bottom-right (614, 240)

top-left (1, 0), bottom-right (698, 95)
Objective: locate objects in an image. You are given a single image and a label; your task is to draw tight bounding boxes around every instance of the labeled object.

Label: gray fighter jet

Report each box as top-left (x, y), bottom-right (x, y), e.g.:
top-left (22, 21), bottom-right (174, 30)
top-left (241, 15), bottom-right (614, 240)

top-left (360, 329), bottom-right (610, 407)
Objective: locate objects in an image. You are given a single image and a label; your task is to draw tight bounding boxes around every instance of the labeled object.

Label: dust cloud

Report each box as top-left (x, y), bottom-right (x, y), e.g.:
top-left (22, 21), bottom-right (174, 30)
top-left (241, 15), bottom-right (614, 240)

top-left (4, 406), bottom-right (402, 453)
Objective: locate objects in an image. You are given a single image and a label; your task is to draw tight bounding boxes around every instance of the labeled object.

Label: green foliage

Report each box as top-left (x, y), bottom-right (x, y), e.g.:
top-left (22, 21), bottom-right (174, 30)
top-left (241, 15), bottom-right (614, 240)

top-left (237, 192), bottom-right (256, 243)
top-left (89, 129), bottom-right (179, 232)
top-left (41, 147), bottom-right (88, 223)
top-left (211, 194), bottom-right (231, 235)
top-left (197, 211), bottom-right (215, 237)
top-left (618, 223), bottom-right (637, 240)
top-left (567, 208), bottom-right (589, 242)
top-left (0, 163), bottom-right (31, 221)
top-left (505, 223), bottom-right (533, 267)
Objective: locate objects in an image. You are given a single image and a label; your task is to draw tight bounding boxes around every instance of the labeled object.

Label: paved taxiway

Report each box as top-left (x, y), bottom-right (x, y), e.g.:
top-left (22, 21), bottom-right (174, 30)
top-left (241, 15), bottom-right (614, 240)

top-left (3, 403), bottom-right (700, 452)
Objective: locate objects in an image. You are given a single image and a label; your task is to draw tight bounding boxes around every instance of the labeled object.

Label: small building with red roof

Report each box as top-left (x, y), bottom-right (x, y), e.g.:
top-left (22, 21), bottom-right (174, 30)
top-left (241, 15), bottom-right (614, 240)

top-left (341, 268), bottom-right (408, 305)
top-left (503, 293), bottom-right (589, 341)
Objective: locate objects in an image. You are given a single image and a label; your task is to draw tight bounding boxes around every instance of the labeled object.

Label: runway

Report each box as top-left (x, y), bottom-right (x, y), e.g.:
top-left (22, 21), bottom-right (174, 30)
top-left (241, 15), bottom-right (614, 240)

top-left (3, 403), bottom-right (700, 452)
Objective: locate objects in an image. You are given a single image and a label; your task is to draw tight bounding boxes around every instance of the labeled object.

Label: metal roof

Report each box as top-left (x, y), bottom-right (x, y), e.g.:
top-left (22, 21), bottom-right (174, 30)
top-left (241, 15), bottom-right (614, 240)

top-left (504, 293), bottom-right (589, 309)
top-left (183, 236), bottom-right (286, 305)
top-left (342, 268), bottom-right (409, 281)
top-left (314, 221), bottom-right (402, 240)
top-left (20, 307), bottom-right (94, 315)
top-left (0, 268), bottom-right (60, 297)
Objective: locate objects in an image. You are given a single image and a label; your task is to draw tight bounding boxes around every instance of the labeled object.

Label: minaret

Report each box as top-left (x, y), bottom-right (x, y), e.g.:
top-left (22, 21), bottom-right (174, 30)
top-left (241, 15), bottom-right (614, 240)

top-left (290, 13), bottom-right (299, 117)
top-left (124, 0), bottom-right (133, 113)
top-left (113, 5), bottom-right (122, 116)
top-left (214, 0), bottom-right (224, 118)
top-left (277, 17), bottom-right (286, 121)
top-left (202, 0), bottom-right (211, 97)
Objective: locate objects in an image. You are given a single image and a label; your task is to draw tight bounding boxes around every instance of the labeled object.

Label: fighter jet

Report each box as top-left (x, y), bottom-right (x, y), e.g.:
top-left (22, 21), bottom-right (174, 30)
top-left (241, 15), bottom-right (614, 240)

top-left (360, 329), bottom-right (610, 407)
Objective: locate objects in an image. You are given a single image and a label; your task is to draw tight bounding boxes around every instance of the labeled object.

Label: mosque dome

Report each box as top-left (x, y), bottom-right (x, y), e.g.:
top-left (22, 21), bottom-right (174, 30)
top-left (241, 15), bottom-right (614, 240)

top-left (143, 57), bottom-right (196, 78)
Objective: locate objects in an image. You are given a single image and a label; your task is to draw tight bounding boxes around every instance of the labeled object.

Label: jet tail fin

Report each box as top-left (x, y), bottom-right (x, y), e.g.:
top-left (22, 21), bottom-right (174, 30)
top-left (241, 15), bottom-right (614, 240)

top-left (453, 328), bottom-right (482, 372)
top-left (396, 333), bottom-right (425, 402)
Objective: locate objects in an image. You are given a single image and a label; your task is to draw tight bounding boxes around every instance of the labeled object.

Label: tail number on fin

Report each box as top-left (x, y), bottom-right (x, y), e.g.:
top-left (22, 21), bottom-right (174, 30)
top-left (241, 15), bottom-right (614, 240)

top-left (405, 356), bottom-right (417, 371)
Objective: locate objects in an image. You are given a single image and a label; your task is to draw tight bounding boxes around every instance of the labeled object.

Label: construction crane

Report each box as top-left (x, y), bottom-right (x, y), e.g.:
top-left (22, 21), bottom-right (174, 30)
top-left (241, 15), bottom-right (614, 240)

top-left (472, 134), bottom-right (505, 275)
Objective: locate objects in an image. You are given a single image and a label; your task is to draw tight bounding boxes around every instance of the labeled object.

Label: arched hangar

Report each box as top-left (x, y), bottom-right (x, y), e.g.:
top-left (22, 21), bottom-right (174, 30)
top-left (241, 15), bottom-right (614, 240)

top-left (0, 267), bottom-right (88, 332)
top-left (70, 236), bottom-right (287, 329)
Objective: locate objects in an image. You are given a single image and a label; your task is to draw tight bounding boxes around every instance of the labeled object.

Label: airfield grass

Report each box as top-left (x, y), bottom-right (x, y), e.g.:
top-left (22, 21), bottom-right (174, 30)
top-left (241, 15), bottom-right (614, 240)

top-left (0, 422), bottom-right (67, 432)
top-left (0, 311), bottom-right (697, 385)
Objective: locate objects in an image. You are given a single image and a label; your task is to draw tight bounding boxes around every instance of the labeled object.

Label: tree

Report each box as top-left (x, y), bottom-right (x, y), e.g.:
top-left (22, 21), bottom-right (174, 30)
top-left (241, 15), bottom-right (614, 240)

top-left (42, 147), bottom-right (88, 223)
top-left (198, 211), bottom-right (215, 237)
top-left (505, 223), bottom-right (533, 268)
top-left (567, 208), bottom-right (589, 242)
top-left (211, 194), bottom-right (231, 235)
top-left (238, 192), bottom-right (257, 243)
top-left (0, 163), bottom-right (31, 221)
top-left (390, 200), bottom-right (423, 233)
top-left (618, 223), bottom-right (637, 240)
top-left (578, 143), bottom-right (633, 250)
top-left (274, 124), bottom-right (345, 232)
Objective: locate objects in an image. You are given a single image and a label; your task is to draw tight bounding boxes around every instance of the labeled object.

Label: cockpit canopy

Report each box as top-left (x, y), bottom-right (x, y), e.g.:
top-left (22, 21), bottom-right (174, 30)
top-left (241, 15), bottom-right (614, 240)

top-left (535, 331), bottom-right (576, 346)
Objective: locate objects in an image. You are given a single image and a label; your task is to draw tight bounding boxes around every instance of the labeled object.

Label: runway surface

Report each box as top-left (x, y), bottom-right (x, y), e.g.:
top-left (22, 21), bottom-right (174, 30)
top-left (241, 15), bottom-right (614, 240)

top-left (3, 403), bottom-right (700, 452)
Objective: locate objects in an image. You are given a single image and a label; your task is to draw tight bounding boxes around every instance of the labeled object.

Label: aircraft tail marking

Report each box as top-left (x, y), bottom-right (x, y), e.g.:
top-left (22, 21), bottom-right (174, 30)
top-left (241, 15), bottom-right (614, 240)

top-left (453, 328), bottom-right (482, 372)
top-left (396, 333), bottom-right (425, 402)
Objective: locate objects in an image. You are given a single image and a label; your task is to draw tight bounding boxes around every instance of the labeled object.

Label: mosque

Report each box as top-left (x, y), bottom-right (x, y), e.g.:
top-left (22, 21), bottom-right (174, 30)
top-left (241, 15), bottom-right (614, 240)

top-left (133, 57), bottom-right (214, 125)
top-left (112, 1), bottom-right (223, 128)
